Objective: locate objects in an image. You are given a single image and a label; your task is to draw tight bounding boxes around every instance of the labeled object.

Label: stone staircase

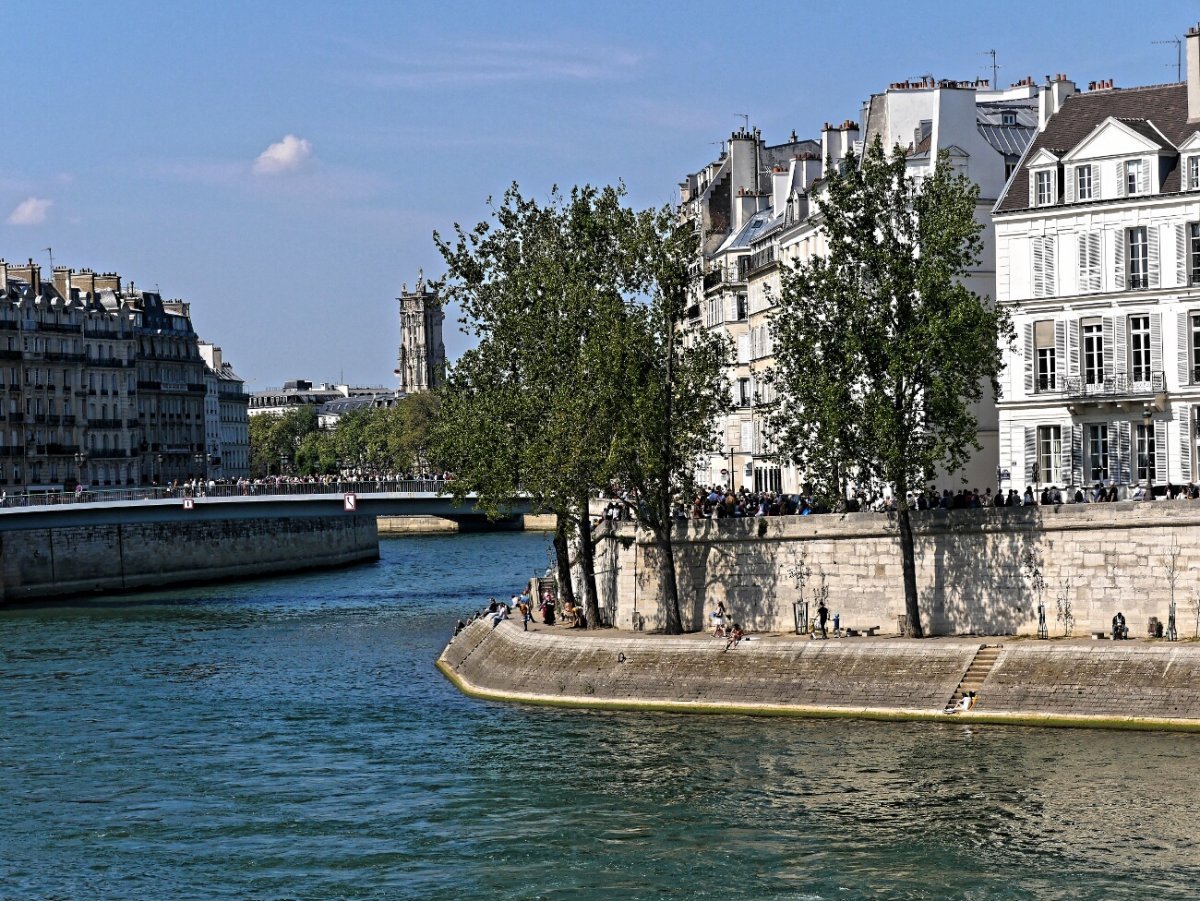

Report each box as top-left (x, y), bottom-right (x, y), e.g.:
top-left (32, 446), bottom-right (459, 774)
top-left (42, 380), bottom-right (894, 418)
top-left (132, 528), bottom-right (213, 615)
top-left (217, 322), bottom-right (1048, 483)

top-left (944, 644), bottom-right (1001, 711)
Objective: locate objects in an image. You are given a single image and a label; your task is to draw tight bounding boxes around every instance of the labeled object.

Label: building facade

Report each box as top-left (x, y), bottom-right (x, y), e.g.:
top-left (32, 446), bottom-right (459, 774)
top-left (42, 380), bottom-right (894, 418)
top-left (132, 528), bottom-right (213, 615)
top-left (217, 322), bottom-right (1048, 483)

top-left (994, 29), bottom-right (1200, 496)
top-left (198, 342), bottom-right (250, 479)
top-left (395, 273), bottom-right (445, 394)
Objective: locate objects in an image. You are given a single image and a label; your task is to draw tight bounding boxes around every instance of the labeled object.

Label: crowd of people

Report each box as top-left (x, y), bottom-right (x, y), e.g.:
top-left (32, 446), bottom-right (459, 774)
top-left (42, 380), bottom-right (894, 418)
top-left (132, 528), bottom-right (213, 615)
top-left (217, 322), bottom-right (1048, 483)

top-left (452, 587), bottom-right (587, 637)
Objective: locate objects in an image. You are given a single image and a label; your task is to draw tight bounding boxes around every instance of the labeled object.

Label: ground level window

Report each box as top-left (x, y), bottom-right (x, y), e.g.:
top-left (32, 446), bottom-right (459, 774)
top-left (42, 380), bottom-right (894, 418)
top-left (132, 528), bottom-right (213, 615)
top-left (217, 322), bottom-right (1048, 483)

top-left (1135, 422), bottom-right (1156, 483)
top-left (1037, 425), bottom-right (1062, 485)
top-left (1087, 424), bottom-right (1109, 482)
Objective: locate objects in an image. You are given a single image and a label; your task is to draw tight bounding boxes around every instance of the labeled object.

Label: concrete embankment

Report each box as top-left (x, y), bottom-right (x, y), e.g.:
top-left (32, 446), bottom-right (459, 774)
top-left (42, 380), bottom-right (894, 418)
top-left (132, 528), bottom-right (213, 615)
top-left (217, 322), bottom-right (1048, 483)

top-left (0, 514), bottom-right (380, 605)
top-left (377, 513), bottom-right (557, 534)
top-left (438, 621), bottom-right (1200, 732)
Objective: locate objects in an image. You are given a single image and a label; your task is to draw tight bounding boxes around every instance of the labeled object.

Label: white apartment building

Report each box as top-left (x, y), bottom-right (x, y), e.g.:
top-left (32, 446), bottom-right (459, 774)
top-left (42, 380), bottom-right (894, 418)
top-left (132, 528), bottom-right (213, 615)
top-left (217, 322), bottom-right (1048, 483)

top-left (994, 28), bottom-right (1200, 497)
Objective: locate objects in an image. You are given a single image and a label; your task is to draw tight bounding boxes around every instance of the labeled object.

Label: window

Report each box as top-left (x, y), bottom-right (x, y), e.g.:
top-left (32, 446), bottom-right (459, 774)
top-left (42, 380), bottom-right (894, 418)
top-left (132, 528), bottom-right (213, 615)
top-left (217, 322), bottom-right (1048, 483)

top-left (1135, 422), bottom-right (1156, 483)
top-left (1191, 314), bottom-right (1200, 384)
top-left (1004, 161), bottom-right (1017, 181)
top-left (1128, 227), bottom-right (1149, 289)
top-left (1078, 232), bottom-right (1102, 292)
top-left (1088, 424), bottom-right (1109, 482)
top-left (1035, 170), bottom-right (1054, 205)
top-left (1034, 320), bottom-right (1056, 391)
top-left (1129, 315), bottom-right (1151, 382)
top-left (1126, 159), bottom-right (1143, 195)
top-left (1037, 425), bottom-right (1062, 484)
top-left (1001, 110), bottom-right (1017, 126)
top-left (1082, 319), bottom-right (1104, 385)
top-left (735, 295), bottom-right (747, 321)
top-left (1075, 164), bottom-right (1093, 201)
top-left (1190, 223), bottom-right (1200, 285)
top-left (737, 378), bottom-right (751, 408)
top-left (1190, 156), bottom-right (1200, 191)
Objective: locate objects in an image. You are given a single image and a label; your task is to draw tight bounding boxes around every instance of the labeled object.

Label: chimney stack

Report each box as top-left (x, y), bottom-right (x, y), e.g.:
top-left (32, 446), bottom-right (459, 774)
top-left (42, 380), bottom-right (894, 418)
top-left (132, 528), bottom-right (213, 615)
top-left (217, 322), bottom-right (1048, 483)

top-left (1188, 24), bottom-right (1200, 122)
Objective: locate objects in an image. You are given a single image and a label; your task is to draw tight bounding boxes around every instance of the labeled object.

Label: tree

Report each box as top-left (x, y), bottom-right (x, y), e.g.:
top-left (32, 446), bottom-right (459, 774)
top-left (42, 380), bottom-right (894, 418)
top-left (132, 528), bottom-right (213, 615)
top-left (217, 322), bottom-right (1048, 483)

top-left (431, 184), bottom-right (648, 629)
top-left (248, 407), bottom-right (320, 477)
top-left (767, 138), bottom-right (1013, 637)
top-left (602, 209), bottom-right (731, 634)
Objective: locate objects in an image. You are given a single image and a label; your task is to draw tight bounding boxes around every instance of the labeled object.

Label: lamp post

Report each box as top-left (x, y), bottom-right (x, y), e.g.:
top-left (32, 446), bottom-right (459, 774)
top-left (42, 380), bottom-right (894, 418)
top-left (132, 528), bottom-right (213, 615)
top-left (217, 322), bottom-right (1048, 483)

top-left (155, 453), bottom-right (164, 489)
top-left (74, 451), bottom-right (87, 494)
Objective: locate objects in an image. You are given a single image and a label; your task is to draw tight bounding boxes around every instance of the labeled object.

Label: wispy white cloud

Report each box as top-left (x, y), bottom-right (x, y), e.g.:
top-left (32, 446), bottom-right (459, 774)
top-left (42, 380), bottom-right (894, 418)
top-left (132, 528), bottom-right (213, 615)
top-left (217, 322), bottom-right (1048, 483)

top-left (253, 134), bottom-right (313, 175)
top-left (6, 197), bottom-right (52, 225)
top-left (337, 38), bottom-right (643, 89)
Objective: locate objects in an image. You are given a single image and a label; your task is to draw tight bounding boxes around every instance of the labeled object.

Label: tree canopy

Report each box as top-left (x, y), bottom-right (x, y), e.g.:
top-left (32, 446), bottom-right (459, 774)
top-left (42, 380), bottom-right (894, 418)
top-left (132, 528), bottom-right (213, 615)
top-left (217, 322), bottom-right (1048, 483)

top-left (766, 138), bottom-right (1013, 636)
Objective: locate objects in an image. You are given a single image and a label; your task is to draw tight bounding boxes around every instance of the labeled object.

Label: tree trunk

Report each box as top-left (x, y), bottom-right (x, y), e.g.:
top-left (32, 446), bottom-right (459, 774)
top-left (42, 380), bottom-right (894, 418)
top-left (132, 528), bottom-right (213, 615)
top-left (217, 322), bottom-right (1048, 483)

top-left (576, 502), bottom-right (602, 629)
top-left (654, 522), bottom-right (684, 634)
top-left (553, 520), bottom-right (576, 611)
top-left (896, 500), bottom-right (923, 638)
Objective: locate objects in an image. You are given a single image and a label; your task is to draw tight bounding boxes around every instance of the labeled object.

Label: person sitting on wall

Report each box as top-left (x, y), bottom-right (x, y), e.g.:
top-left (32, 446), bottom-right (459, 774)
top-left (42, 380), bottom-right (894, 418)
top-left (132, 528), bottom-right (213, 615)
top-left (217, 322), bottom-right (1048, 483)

top-left (1112, 611), bottom-right (1128, 640)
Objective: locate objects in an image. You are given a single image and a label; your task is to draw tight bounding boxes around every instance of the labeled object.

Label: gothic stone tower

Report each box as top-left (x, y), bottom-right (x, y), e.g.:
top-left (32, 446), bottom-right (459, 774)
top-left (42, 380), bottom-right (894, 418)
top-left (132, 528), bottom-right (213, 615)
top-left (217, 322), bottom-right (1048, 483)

top-left (395, 271), bottom-right (446, 393)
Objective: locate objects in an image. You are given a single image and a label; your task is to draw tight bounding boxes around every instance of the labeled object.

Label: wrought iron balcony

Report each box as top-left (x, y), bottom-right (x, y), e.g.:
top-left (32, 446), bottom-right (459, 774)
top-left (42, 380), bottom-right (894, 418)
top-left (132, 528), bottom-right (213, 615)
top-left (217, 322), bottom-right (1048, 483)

top-left (1063, 370), bottom-right (1165, 399)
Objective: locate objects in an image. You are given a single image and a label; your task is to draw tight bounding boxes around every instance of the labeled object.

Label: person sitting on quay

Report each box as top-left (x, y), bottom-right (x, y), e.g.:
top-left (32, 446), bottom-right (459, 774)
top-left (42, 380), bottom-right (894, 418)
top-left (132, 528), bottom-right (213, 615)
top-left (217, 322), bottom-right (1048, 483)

top-left (723, 623), bottom-right (745, 652)
top-left (1112, 611), bottom-right (1128, 640)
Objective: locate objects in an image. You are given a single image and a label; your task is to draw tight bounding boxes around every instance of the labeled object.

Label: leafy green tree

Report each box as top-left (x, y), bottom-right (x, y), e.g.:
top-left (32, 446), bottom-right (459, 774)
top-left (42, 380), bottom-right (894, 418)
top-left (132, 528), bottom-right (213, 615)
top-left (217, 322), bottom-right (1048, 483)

top-left (248, 407), bottom-right (319, 477)
top-left (766, 139), bottom-right (1013, 637)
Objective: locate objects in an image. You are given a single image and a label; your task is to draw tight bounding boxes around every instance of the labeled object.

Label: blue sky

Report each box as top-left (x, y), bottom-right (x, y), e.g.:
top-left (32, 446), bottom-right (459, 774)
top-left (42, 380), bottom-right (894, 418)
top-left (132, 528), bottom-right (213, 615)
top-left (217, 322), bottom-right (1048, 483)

top-left (1, 0), bottom-right (1192, 389)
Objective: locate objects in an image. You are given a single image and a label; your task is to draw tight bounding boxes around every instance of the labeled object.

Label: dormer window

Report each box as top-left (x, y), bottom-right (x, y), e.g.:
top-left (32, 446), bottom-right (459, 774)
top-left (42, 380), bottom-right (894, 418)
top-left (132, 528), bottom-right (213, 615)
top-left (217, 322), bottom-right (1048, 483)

top-left (1125, 158), bottom-right (1144, 195)
top-left (1001, 110), bottom-right (1017, 126)
top-left (1035, 170), bottom-right (1055, 205)
top-left (1075, 165), bottom-right (1093, 201)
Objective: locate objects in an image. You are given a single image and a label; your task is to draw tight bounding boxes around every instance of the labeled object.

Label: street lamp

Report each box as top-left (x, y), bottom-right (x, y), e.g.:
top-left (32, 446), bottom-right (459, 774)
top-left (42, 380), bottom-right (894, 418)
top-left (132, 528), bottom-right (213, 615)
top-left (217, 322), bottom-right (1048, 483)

top-left (74, 451), bottom-right (87, 493)
top-left (155, 453), bottom-right (164, 488)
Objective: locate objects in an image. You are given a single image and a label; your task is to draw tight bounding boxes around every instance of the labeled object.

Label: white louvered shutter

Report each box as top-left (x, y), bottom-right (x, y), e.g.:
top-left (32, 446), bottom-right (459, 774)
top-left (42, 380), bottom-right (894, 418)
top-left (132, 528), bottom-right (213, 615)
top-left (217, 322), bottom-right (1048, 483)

top-left (1071, 424), bottom-right (1083, 487)
top-left (1023, 322), bottom-right (1034, 393)
top-left (1090, 232), bottom-right (1102, 292)
top-left (1067, 319), bottom-right (1080, 377)
top-left (1102, 317), bottom-right (1115, 382)
top-left (1178, 404), bottom-right (1192, 482)
top-left (1044, 237), bottom-right (1056, 296)
top-left (1177, 224), bottom-right (1187, 287)
top-left (741, 420), bottom-right (754, 454)
top-left (1117, 421), bottom-right (1131, 484)
top-left (1059, 423), bottom-right (1071, 484)
top-left (1114, 316), bottom-right (1127, 380)
top-left (1031, 237), bottom-right (1044, 297)
top-left (1141, 157), bottom-right (1152, 194)
top-left (1115, 160), bottom-right (1127, 198)
top-left (1148, 225), bottom-right (1160, 288)
top-left (1179, 311), bottom-right (1191, 387)
top-left (1025, 426), bottom-right (1037, 484)
top-left (1114, 230), bottom-right (1126, 291)
top-left (1065, 167), bottom-right (1076, 203)
top-left (1155, 419), bottom-right (1167, 485)
top-left (1028, 171), bottom-right (1037, 208)
top-left (1150, 312), bottom-right (1162, 387)
top-left (1054, 320), bottom-right (1066, 389)
top-left (737, 334), bottom-right (750, 364)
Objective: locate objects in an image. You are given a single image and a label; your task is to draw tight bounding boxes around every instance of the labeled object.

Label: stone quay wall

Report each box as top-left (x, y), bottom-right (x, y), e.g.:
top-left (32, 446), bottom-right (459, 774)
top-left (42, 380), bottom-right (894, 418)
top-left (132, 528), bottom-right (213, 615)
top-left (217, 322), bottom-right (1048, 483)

top-left (438, 621), bottom-right (1200, 731)
top-left (590, 504), bottom-right (1200, 637)
top-left (0, 514), bottom-right (380, 605)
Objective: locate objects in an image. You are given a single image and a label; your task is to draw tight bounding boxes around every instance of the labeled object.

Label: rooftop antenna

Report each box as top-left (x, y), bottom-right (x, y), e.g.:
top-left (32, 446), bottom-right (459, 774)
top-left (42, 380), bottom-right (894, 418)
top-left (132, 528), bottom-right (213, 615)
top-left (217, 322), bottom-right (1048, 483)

top-left (735, 113), bottom-right (750, 132)
top-left (43, 246), bottom-right (54, 272)
top-left (709, 139), bottom-right (728, 155)
top-left (982, 50), bottom-right (999, 88)
top-left (1153, 37), bottom-right (1183, 81)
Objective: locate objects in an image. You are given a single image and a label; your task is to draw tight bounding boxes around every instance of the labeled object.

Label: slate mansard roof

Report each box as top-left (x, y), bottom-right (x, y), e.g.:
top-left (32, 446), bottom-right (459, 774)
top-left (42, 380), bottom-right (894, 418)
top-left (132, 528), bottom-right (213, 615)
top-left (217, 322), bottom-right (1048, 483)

top-left (996, 82), bottom-right (1192, 214)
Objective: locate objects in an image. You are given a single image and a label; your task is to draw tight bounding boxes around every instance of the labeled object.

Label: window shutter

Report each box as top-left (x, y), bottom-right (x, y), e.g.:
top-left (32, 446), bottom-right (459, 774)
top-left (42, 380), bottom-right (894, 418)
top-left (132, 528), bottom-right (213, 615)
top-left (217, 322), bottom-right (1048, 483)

top-left (1141, 157), bottom-right (1152, 194)
top-left (1025, 426), bottom-right (1037, 484)
top-left (1054, 320), bottom-right (1066, 388)
top-left (737, 334), bottom-right (750, 364)
top-left (1177, 224), bottom-right (1187, 287)
top-left (1068, 319), bottom-right (1080, 376)
top-left (1148, 224), bottom-right (1160, 288)
top-left (1179, 404), bottom-right (1192, 482)
top-left (1059, 425), bottom-right (1071, 484)
top-left (741, 420), bottom-right (754, 454)
top-left (1150, 312), bottom-right (1162, 384)
top-left (1023, 322), bottom-right (1034, 393)
top-left (1117, 421), bottom-right (1131, 484)
top-left (1181, 311), bottom-right (1192, 387)
top-left (1114, 316), bottom-right (1127, 379)
top-left (1065, 167), bottom-right (1076, 203)
top-left (1028, 171), bottom-right (1037, 208)
top-left (1155, 419), bottom-right (1167, 485)
top-left (1071, 424), bottom-right (1083, 487)
top-left (1113, 230), bottom-right (1126, 291)
top-left (727, 294), bottom-right (738, 321)
top-left (1115, 160), bottom-right (1127, 198)
top-left (1102, 316), bottom-right (1114, 381)
top-left (1031, 237), bottom-right (1044, 297)
top-left (1044, 236), bottom-right (1056, 296)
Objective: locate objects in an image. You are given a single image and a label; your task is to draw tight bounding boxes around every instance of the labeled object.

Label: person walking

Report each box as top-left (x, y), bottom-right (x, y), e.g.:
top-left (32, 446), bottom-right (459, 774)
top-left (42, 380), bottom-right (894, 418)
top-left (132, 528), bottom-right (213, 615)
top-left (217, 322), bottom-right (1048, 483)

top-left (817, 600), bottom-right (829, 639)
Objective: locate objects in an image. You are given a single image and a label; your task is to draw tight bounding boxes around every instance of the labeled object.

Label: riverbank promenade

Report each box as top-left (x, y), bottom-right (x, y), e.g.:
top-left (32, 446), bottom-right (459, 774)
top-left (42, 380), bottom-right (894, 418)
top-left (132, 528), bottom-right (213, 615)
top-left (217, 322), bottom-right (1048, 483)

top-left (439, 620), bottom-right (1200, 732)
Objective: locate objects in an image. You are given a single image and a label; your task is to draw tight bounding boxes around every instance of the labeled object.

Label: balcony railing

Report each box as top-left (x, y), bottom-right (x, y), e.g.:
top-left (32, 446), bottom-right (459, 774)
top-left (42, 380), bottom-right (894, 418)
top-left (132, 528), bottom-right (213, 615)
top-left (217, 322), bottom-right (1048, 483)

top-left (1062, 370), bottom-right (1165, 398)
top-left (743, 246), bottom-right (777, 277)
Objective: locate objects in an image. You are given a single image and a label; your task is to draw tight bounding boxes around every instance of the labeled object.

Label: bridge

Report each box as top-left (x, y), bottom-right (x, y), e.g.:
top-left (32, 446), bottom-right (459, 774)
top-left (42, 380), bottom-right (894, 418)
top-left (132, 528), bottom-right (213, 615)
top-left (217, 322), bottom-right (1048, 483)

top-left (0, 481), bottom-right (532, 531)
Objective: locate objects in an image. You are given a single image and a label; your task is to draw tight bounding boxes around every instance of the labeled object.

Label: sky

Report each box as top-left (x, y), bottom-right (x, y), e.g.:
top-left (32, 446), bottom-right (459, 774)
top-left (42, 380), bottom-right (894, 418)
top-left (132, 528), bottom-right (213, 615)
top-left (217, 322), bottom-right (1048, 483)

top-left (1, 0), bottom-right (1193, 391)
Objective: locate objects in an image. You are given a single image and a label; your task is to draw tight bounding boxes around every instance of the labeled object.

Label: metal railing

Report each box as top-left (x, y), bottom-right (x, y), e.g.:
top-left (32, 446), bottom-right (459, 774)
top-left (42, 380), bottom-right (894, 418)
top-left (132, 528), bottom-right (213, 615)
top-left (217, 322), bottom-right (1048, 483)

top-left (0, 479), bottom-right (455, 510)
top-left (1063, 370), bottom-right (1164, 398)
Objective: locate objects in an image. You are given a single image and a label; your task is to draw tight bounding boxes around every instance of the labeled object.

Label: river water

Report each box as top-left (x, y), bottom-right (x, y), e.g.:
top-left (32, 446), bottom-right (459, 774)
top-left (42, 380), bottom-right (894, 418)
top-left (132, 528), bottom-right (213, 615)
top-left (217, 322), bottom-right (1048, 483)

top-left (3, 532), bottom-right (1199, 899)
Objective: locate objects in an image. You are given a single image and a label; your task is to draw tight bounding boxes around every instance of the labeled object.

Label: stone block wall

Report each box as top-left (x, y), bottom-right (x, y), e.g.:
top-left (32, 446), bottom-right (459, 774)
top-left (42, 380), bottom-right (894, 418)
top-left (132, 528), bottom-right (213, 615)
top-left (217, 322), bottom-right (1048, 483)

top-left (0, 514), bottom-right (379, 604)
top-left (592, 504), bottom-right (1200, 636)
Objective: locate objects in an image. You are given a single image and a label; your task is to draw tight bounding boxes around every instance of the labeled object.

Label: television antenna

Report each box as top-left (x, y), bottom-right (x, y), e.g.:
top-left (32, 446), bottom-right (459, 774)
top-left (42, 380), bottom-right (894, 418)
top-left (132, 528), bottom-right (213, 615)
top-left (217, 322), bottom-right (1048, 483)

top-left (734, 113), bottom-right (750, 131)
top-left (982, 50), bottom-right (1000, 88)
top-left (1153, 37), bottom-right (1183, 81)
top-left (43, 246), bottom-right (54, 272)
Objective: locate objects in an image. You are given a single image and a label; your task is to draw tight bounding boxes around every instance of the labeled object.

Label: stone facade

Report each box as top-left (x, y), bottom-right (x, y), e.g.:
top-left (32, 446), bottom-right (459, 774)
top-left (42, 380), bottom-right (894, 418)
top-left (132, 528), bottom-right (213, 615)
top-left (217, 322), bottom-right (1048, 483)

top-left (395, 273), bottom-right (445, 394)
top-left (592, 504), bottom-right (1200, 637)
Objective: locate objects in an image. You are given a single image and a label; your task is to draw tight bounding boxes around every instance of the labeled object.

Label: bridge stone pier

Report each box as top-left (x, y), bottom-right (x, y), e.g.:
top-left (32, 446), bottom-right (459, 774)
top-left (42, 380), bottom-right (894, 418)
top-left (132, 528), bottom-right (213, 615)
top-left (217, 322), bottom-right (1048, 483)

top-left (0, 489), bottom-right (532, 606)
